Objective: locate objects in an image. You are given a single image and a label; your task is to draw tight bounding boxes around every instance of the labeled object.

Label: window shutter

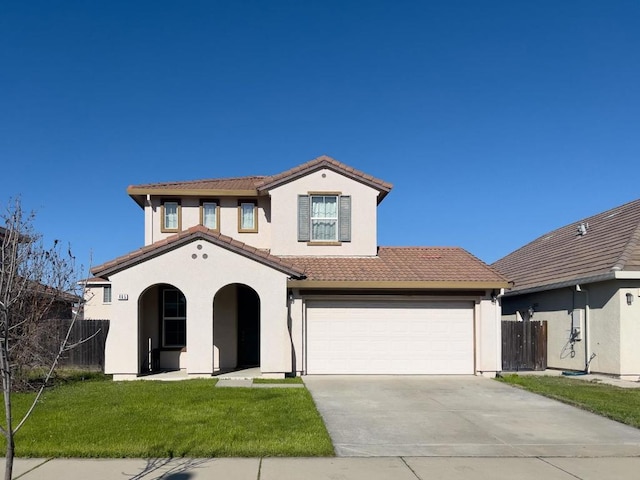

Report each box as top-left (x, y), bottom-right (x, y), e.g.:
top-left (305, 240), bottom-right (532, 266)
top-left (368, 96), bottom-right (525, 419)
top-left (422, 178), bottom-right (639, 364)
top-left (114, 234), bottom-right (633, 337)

top-left (339, 195), bottom-right (351, 242)
top-left (298, 195), bottom-right (310, 242)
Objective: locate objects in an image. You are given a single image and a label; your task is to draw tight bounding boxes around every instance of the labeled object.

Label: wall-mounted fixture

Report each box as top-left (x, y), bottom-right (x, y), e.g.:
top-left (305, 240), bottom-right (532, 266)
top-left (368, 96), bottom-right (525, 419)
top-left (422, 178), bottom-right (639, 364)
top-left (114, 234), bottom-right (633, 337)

top-left (527, 305), bottom-right (535, 318)
top-left (626, 292), bottom-right (634, 306)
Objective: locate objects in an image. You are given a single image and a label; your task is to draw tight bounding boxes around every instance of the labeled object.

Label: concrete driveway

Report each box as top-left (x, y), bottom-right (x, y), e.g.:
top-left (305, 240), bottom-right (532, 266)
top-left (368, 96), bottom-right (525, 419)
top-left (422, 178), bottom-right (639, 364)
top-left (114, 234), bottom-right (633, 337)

top-left (303, 375), bottom-right (640, 457)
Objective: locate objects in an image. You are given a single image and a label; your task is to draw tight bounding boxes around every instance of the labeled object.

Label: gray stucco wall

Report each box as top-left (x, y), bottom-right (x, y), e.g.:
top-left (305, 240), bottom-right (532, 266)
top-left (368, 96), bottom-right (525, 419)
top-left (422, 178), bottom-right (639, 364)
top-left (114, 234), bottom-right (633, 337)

top-left (501, 281), bottom-right (625, 375)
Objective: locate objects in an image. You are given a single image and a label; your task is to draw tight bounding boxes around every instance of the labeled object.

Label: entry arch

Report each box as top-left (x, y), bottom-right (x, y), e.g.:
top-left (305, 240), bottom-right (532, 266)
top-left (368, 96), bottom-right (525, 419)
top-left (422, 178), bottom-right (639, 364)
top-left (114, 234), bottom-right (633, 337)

top-left (138, 283), bottom-right (187, 373)
top-left (213, 283), bottom-right (261, 372)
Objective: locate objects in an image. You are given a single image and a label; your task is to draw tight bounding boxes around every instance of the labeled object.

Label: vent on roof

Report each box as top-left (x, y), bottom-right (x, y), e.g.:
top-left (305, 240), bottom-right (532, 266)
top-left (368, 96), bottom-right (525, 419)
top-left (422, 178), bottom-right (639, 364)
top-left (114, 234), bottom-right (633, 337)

top-left (577, 222), bottom-right (589, 236)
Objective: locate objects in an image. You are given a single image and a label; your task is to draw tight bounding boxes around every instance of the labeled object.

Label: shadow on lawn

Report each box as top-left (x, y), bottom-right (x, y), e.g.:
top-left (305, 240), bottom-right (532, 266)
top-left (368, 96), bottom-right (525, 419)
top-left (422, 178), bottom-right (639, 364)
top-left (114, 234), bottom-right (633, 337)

top-left (128, 458), bottom-right (211, 479)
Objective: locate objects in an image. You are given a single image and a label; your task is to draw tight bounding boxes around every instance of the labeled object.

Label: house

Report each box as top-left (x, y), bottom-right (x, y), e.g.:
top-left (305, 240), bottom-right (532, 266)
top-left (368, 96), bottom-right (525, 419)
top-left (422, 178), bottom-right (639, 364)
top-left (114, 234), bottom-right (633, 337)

top-left (86, 155), bottom-right (508, 380)
top-left (493, 198), bottom-right (640, 380)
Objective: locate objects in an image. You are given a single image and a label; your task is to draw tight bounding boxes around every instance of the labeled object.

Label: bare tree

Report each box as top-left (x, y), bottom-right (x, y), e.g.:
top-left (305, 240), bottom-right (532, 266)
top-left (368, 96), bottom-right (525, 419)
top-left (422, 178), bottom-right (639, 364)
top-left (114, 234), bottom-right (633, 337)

top-left (0, 199), bottom-right (83, 480)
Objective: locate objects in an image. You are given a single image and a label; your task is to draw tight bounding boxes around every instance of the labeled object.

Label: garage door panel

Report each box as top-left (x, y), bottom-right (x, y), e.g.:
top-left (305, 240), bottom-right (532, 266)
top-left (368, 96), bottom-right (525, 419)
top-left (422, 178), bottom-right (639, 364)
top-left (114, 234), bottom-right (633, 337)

top-left (306, 301), bottom-right (474, 374)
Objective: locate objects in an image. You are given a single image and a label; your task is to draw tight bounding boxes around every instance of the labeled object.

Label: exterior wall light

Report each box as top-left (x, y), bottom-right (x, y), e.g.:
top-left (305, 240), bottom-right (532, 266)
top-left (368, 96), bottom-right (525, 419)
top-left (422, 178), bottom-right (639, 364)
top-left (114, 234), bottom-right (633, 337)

top-left (626, 293), bottom-right (634, 306)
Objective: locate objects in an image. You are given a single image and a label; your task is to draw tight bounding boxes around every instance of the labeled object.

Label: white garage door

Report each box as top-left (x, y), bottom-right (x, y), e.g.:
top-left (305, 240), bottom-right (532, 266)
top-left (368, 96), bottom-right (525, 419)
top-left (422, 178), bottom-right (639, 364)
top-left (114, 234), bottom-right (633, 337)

top-left (306, 300), bottom-right (474, 374)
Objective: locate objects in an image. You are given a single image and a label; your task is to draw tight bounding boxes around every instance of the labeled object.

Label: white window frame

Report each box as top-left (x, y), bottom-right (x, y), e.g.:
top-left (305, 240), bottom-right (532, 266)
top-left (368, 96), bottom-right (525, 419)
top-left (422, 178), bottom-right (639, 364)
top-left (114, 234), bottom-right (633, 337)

top-left (310, 195), bottom-right (338, 242)
top-left (102, 285), bottom-right (112, 304)
top-left (238, 200), bottom-right (258, 232)
top-left (201, 200), bottom-right (219, 230)
top-left (162, 200), bottom-right (180, 232)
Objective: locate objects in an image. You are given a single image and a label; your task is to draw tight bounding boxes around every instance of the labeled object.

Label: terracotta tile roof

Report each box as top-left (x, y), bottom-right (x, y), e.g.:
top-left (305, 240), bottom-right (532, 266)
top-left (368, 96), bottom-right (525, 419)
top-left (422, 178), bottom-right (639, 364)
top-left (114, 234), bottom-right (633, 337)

top-left (256, 155), bottom-right (393, 201)
top-left (91, 226), bottom-right (305, 278)
top-left (492, 198), bottom-right (640, 293)
top-left (127, 155), bottom-right (393, 207)
top-left (129, 176), bottom-right (267, 192)
top-left (287, 247), bottom-right (508, 286)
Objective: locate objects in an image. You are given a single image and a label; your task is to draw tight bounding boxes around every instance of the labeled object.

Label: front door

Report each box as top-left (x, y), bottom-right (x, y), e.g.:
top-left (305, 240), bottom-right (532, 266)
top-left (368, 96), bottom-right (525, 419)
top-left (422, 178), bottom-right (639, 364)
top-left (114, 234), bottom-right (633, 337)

top-left (237, 285), bottom-right (260, 366)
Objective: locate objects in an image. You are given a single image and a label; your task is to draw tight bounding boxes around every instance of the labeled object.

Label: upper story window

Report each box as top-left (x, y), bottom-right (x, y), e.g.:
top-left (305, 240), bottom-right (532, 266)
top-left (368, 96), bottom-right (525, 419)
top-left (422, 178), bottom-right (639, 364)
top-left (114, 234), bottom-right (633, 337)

top-left (103, 285), bottom-right (112, 303)
top-left (298, 193), bottom-right (351, 244)
top-left (238, 200), bottom-right (258, 233)
top-left (162, 200), bottom-right (181, 232)
top-left (200, 200), bottom-right (219, 231)
top-left (311, 195), bottom-right (338, 241)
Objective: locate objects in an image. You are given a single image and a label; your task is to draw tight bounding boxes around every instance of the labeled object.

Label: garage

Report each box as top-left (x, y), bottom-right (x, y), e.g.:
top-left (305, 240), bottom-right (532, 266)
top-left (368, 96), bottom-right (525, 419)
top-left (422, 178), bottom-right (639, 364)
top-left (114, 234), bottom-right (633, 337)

top-left (305, 300), bottom-right (475, 374)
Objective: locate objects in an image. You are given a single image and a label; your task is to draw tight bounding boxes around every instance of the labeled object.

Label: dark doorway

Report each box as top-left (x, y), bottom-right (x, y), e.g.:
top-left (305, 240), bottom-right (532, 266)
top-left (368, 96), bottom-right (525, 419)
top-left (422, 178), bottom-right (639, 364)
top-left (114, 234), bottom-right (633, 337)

top-left (237, 285), bottom-right (260, 366)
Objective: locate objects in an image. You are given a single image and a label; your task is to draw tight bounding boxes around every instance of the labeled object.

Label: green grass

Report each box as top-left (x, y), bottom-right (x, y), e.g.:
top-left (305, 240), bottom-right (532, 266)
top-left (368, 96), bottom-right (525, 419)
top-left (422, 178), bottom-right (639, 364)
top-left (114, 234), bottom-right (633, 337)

top-left (3, 377), bottom-right (334, 458)
top-left (497, 374), bottom-right (640, 429)
top-left (253, 377), bottom-right (303, 384)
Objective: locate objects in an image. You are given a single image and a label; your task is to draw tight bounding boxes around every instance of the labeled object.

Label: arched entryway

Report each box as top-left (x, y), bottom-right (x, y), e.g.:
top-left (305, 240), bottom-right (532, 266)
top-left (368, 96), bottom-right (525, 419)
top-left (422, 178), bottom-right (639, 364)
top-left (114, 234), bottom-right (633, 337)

top-left (213, 283), bottom-right (260, 372)
top-left (138, 283), bottom-right (187, 373)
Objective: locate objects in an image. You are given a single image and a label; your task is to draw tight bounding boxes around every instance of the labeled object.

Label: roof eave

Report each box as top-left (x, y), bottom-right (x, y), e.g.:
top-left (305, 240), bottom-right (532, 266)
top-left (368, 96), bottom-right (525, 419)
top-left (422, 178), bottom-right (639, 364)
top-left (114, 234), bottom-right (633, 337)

top-left (257, 164), bottom-right (392, 203)
top-left (287, 280), bottom-right (510, 290)
top-left (92, 231), bottom-right (305, 280)
top-left (502, 272), bottom-right (620, 296)
top-left (127, 187), bottom-right (262, 208)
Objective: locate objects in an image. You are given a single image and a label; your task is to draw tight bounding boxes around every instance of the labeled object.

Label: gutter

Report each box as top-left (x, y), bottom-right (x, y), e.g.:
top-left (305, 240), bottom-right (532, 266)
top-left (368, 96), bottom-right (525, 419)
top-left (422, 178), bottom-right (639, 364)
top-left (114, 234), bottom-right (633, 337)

top-left (502, 270), bottom-right (640, 297)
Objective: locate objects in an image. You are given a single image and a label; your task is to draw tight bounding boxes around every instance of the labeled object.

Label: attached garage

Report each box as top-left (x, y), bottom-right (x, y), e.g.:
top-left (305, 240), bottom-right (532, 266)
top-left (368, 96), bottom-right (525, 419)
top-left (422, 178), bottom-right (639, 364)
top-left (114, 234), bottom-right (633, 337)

top-left (305, 300), bottom-right (475, 374)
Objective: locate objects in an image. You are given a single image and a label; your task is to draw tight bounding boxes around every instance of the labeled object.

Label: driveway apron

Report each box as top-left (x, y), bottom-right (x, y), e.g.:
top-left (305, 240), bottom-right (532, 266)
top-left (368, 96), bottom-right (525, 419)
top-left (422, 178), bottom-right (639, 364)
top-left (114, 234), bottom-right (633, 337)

top-left (303, 375), bottom-right (640, 457)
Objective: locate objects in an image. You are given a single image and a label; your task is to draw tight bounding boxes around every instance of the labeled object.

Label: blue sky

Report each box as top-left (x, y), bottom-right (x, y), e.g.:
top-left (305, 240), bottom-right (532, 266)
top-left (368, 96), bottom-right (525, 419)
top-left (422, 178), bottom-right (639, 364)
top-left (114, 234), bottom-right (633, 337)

top-left (2, 1), bottom-right (639, 274)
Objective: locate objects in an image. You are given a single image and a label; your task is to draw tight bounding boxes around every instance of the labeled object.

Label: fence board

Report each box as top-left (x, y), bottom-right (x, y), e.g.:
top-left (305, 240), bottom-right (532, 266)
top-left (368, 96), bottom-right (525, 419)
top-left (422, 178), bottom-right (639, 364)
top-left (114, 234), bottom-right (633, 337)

top-left (48, 319), bottom-right (110, 370)
top-left (502, 320), bottom-right (547, 371)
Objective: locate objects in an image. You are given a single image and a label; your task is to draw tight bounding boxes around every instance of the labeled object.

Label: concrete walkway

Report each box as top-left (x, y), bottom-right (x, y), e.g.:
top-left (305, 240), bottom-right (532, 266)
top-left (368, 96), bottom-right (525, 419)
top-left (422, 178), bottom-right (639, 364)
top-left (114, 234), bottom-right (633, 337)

top-left (7, 456), bottom-right (640, 479)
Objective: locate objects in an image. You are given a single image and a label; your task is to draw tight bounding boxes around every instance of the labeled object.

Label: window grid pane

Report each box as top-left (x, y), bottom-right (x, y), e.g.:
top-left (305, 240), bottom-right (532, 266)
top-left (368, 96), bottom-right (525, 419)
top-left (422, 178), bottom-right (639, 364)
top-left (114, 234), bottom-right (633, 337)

top-left (163, 289), bottom-right (186, 347)
top-left (103, 285), bottom-right (112, 303)
top-left (241, 203), bottom-right (255, 229)
top-left (164, 202), bottom-right (178, 230)
top-left (311, 196), bottom-right (338, 241)
top-left (203, 202), bottom-right (217, 229)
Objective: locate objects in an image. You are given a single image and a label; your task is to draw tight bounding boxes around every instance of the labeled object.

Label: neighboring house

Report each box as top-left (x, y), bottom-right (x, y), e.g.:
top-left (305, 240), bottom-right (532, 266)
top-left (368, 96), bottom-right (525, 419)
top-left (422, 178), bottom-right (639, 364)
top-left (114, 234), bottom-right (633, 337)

top-left (87, 155), bottom-right (508, 380)
top-left (82, 277), bottom-right (113, 320)
top-left (493, 198), bottom-right (640, 380)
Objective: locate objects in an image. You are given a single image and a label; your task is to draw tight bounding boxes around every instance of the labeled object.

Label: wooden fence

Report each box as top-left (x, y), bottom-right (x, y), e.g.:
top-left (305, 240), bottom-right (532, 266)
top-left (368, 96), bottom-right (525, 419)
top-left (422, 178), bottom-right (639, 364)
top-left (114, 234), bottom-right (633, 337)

top-left (502, 320), bottom-right (547, 371)
top-left (50, 319), bottom-right (110, 370)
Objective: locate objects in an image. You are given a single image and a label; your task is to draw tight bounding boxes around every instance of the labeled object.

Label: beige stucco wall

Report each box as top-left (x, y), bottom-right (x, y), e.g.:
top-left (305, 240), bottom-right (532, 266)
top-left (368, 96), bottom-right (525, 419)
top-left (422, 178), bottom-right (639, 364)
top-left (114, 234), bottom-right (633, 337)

top-left (475, 296), bottom-right (502, 375)
top-left (104, 238), bottom-right (291, 378)
top-left (618, 283), bottom-right (640, 378)
top-left (213, 285), bottom-right (238, 370)
top-left (144, 196), bottom-right (271, 249)
top-left (83, 284), bottom-right (112, 320)
top-left (268, 168), bottom-right (379, 256)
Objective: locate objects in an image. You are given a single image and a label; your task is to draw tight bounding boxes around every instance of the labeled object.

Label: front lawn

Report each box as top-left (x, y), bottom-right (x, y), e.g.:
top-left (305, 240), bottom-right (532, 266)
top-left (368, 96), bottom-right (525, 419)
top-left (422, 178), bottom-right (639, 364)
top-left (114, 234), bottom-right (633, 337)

top-left (3, 377), bottom-right (334, 457)
top-left (497, 374), bottom-right (640, 429)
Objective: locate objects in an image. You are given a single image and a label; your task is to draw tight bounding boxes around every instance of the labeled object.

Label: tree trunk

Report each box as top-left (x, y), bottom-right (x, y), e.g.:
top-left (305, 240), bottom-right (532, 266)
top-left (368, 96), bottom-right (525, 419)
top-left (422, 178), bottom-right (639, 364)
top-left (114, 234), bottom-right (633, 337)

top-left (4, 433), bottom-right (13, 480)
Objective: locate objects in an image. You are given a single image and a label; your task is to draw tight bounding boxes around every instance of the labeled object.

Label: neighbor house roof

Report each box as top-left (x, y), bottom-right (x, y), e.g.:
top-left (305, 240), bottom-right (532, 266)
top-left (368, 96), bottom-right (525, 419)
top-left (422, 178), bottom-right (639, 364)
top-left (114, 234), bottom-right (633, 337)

top-left (492, 198), bottom-right (640, 295)
top-left (127, 155), bottom-right (393, 207)
top-left (91, 226), bottom-right (306, 278)
top-left (287, 247), bottom-right (508, 289)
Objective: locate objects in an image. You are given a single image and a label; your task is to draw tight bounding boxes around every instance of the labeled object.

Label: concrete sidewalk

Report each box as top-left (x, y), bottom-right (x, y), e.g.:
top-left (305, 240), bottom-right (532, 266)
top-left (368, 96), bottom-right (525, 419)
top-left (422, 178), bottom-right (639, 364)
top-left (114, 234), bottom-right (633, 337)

top-left (6, 456), bottom-right (640, 479)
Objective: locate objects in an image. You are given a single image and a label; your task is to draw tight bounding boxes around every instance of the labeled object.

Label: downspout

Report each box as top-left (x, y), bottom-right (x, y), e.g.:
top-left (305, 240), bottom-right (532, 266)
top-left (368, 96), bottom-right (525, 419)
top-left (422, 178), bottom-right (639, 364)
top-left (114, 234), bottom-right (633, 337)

top-left (146, 194), bottom-right (153, 245)
top-left (576, 285), bottom-right (592, 373)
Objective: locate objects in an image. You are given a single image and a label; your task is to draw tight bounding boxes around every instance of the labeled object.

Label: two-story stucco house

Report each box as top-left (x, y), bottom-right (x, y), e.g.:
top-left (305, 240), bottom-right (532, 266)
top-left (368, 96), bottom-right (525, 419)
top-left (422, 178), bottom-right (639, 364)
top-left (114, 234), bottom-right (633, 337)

top-left (87, 155), bottom-right (508, 380)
